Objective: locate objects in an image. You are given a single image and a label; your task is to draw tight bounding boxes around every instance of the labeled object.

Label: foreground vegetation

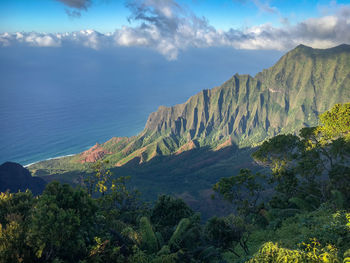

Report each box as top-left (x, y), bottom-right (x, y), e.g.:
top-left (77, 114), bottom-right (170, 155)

top-left (1, 103), bottom-right (349, 262)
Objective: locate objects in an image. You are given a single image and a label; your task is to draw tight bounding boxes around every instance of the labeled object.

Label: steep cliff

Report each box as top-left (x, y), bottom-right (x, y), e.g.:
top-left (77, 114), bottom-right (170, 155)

top-left (142, 44), bottom-right (350, 147)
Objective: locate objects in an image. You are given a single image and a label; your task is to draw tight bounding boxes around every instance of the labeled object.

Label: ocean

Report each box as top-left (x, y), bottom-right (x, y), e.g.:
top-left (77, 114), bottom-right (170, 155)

top-left (0, 46), bottom-right (282, 166)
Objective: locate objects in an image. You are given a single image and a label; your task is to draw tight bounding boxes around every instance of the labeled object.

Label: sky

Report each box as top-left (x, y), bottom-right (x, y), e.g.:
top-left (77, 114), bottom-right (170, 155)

top-left (0, 0), bottom-right (350, 59)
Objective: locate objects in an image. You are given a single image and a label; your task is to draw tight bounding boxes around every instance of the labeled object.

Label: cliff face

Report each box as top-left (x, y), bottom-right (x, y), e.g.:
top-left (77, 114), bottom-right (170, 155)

top-left (79, 143), bottom-right (112, 163)
top-left (30, 44), bottom-right (350, 170)
top-left (143, 44), bottom-right (350, 148)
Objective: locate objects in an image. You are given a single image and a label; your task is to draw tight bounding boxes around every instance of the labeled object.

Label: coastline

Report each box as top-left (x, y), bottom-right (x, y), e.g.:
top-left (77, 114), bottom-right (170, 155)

top-left (24, 153), bottom-right (76, 168)
top-left (22, 143), bottom-right (98, 168)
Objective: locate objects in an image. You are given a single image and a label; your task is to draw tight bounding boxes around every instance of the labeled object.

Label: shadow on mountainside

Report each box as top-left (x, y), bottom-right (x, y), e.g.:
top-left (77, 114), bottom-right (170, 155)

top-left (39, 144), bottom-right (263, 219)
top-left (0, 162), bottom-right (47, 195)
top-left (118, 145), bottom-right (263, 218)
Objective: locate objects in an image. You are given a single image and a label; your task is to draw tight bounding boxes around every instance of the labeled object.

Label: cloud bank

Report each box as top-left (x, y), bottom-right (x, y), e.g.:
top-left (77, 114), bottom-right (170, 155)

top-left (1, 0), bottom-right (350, 59)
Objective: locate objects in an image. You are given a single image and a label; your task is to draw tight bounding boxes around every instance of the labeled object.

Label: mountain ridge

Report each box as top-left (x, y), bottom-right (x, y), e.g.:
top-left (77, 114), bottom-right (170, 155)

top-left (29, 44), bottom-right (350, 179)
top-left (134, 43), bottom-right (350, 150)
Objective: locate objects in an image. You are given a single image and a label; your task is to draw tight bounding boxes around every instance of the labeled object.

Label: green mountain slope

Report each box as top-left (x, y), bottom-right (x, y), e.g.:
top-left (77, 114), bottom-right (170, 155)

top-left (95, 43), bottom-right (350, 164)
top-left (142, 44), bottom-right (350, 148)
top-left (28, 44), bottom-right (350, 209)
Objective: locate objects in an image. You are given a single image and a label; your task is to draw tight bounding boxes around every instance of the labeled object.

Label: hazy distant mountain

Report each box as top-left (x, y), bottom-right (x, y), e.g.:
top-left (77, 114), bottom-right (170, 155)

top-left (0, 162), bottom-right (46, 195)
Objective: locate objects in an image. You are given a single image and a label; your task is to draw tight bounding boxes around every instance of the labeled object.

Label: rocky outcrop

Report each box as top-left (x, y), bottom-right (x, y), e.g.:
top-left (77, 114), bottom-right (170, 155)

top-left (175, 140), bottom-right (198, 155)
top-left (79, 143), bottom-right (112, 163)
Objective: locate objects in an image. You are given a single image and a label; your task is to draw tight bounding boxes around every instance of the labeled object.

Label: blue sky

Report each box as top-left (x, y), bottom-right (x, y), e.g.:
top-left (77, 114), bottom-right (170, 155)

top-left (1, 0), bottom-right (349, 33)
top-left (0, 0), bottom-right (350, 59)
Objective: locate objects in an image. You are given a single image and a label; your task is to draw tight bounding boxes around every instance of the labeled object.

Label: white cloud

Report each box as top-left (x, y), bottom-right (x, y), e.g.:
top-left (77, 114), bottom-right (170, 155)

top-left (114, 26), bottom-right (151, 46)
top-left (26, 34), bottom-right (62, 47)
top-left (1, 1), bottom-right (350, 59)
top-left (0, 33), bottom-right (11, 47)
top-left (114, 0), bottom-right (350, 55)
top-left (73, 30), bottom-right (107, 49)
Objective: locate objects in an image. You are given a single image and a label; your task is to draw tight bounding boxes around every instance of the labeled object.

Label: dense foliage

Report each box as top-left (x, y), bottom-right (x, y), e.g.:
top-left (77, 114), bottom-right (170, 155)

top-left (213, 103), bottom-right (350, 262)
top-left (1, 103), bottom-right (349, 262)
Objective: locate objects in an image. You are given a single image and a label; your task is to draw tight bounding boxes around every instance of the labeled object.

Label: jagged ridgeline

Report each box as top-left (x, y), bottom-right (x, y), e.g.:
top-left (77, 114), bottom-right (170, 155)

top-left (143, 44), bottom-right (350, 147)
top-left (30, 44), bottom-right (350, 174)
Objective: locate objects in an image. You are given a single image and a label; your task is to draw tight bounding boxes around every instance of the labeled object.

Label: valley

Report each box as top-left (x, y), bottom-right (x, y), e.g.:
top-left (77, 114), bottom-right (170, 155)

top-left (28, 44), bottom-right (350, 214)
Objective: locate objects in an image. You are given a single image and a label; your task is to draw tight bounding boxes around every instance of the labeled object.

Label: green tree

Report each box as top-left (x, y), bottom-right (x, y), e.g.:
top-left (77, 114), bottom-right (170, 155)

top-left (139, 217), bottom-right (159, 254)
top-left (0, 191), bottom-right (35, 263)
top-left (252, 134), bottom-right (301, 198)
top-left (85, 160), bottom-right (113, 196)
top-left (318, 103), bottom-right (350, 142)
top-left (26, 182), bottom-right (97, 262)
top-left (205, 214), bottom-right (250, 257)
top-left (168, 215), bottom-right (201, 252)
top-left (98, 175), bottom-right (147, 226)
top-left (250, 103), bottom-right (350, 211)
top-left (151, 195), bottom-right (193, 241)
top-left (213, 169), bottom-right (266, 219)
top-left (246, 240), bottom-right (340, 263)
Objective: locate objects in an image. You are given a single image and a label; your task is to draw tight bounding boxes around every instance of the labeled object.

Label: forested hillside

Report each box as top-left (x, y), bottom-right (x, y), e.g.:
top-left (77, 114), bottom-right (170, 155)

top-left (1, 103), bottom-right (349, 262)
